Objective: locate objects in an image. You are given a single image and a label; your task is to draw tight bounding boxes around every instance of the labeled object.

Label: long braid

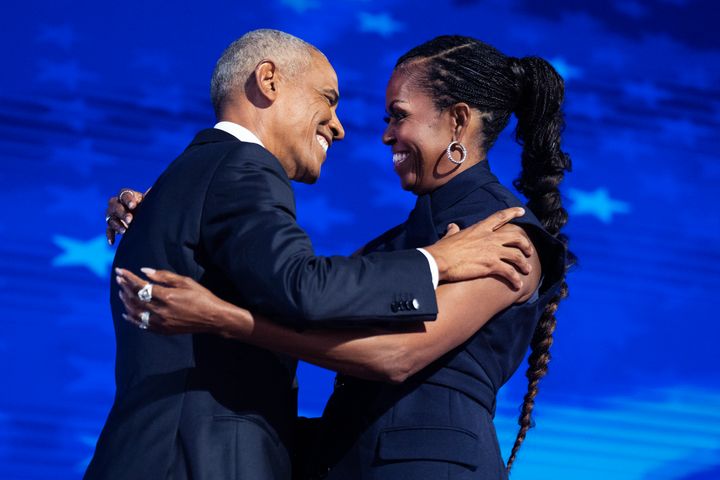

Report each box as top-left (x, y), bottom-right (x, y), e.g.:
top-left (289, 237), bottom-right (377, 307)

top-left (396, 37), bottom-right (574, 473)
top-left (506, 56), bottom-right (573, 472)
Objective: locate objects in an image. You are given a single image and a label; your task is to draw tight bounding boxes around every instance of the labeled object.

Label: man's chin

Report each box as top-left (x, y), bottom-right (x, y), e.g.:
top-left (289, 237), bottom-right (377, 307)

top-left (295, 167), bottom-right (321, 184)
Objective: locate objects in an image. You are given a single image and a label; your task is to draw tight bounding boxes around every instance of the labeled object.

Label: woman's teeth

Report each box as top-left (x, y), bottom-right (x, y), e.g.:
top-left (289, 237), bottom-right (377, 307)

top-left (316, 135), bottom-right (329, 152)
top-left (393, 152), bottom-right (409, 166)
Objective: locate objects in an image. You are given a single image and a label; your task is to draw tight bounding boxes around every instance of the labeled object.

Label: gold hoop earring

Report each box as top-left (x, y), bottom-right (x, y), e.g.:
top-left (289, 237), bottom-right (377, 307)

top-left (446, 140), bottom-right (467, 165)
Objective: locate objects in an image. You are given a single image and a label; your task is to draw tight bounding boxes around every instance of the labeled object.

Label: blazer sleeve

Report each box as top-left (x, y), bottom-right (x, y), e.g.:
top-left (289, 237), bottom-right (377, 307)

top-left (200, 146), bottom-right (438, 327)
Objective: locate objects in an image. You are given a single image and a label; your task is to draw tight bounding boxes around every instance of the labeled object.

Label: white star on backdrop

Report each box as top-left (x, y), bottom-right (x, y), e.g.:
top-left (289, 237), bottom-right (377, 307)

top-left (358, 12), bottom-right (403, 37)
top-left (568, 188), bottom-right (631, 223)
top-left (52, 235), bottom-right (115, 277)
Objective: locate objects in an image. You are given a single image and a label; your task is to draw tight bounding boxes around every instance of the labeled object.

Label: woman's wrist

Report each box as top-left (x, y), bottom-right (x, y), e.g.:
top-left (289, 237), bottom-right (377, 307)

top-left (215, 300), bottom-right (254, 339)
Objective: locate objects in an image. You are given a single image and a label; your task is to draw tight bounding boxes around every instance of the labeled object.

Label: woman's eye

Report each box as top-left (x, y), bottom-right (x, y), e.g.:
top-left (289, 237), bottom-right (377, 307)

top-left (383, 112), bottom-right (406, 124)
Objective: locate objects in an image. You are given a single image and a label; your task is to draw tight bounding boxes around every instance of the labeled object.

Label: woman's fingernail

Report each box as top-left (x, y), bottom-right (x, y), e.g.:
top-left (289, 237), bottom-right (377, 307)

top-left (141, 268), bottom-right (156, 275)
top-left (128, 202), bottom-right (136, 209)
top-left (125, 215), bottom-right (132, 223)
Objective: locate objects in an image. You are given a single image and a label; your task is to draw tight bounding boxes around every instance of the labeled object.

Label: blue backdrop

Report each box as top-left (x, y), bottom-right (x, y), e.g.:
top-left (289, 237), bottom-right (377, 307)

top-left (1, 1), bottom-right (719, 478)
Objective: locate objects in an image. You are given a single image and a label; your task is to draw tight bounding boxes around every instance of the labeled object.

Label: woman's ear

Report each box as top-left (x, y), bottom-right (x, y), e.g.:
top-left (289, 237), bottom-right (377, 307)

top-left (450, 102), bottom-right (472, 142)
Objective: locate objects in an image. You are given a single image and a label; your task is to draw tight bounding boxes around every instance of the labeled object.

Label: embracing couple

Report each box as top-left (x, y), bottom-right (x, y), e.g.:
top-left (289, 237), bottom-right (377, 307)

top-left (86, 29), bottom-right (572, 480)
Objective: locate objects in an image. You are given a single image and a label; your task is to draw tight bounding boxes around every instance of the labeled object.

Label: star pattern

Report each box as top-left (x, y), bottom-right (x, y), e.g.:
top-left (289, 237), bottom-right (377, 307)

top-left (52, 235), bottom-right (115, 278)
top-left (4, 1), bottom-right (720, 479)
top-left (568, 187), bottom-right (631, 223)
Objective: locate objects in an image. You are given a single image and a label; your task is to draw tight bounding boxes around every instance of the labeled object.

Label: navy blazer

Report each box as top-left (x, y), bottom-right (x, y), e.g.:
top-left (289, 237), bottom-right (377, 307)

top-left (312, 161), bottom-right (565, 480)
top-left (84, 129), bottom-right (438, 480)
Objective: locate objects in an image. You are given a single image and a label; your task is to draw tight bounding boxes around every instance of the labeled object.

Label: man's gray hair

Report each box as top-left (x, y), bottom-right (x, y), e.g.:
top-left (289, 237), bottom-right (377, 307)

top-left (210, 29), bottom-right (319, 115)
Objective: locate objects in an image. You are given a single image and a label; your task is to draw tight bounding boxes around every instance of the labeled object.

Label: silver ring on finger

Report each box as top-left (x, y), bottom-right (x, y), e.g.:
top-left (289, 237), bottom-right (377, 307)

top-left (119, 189), bottom-right (134, 204)
top-left (139, 311), bottom-right (150, 330)
top-left (138, 283), bottom-right (153, 303)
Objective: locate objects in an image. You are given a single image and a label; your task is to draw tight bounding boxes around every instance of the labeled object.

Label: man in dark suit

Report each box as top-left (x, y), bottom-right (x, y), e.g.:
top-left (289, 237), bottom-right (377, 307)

top-left (89, 30), bottom-right (530, 480)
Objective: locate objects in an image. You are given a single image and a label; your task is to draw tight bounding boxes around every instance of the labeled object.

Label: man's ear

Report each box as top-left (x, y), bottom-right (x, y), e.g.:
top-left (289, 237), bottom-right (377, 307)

top-left (449, 102), bottom-right (472, 142)
top-left (254, 60), bottom-right (279, 102)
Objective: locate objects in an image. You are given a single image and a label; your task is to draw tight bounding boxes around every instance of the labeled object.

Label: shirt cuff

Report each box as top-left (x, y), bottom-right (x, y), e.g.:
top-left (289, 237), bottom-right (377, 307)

top-left (416, 248), bottom-right (439, 289)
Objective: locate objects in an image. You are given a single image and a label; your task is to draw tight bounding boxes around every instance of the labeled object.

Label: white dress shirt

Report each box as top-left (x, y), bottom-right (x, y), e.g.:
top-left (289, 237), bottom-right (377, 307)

top-left (213, 121), bottom-right (440, 289)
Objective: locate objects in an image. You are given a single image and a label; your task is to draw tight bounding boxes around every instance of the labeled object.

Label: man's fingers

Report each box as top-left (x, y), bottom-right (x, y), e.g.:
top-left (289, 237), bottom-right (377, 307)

top-left (502, 249), bottom-right (532, 275)
top-left (445, 223), bottom-right (461, 237)
top-left (501, 234), bottom-right (534, 258)
top-left (494, 262), bottom-right (523, 291)
top-left (485, 207), bottom-right (525, 232)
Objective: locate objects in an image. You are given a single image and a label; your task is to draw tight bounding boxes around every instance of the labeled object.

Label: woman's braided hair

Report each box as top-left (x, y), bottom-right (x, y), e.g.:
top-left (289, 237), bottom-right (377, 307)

top-left (396, 36), bottom-right (575, 472)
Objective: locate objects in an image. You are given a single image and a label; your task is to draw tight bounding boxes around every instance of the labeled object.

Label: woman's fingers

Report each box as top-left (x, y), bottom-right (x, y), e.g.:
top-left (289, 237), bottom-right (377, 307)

top-left (139, 268), bottom-right (186, 287)
top-left (118, 188), bottom-right (144, 210)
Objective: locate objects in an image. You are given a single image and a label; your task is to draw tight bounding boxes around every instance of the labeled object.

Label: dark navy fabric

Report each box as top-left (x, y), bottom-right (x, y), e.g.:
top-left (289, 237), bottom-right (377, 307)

top-left (84, 128), bottom-right (439, 480)
top-left (314, 160), bottom-right (566, 480)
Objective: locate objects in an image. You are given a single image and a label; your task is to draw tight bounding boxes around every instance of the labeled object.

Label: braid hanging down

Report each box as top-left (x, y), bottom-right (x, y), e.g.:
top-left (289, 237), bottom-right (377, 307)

top-left (396, 36), bottom-right (575, 473)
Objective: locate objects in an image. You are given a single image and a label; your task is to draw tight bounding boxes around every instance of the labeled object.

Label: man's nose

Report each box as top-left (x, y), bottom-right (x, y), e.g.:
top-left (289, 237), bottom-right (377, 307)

top-left (330, 111), bottom-right (345, 141)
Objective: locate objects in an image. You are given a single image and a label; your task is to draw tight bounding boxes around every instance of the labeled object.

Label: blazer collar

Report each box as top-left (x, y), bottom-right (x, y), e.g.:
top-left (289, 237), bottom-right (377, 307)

top-left (188, 128), bottom-right (240, 147)
top-left (428, 160), bottom-right (499, 215)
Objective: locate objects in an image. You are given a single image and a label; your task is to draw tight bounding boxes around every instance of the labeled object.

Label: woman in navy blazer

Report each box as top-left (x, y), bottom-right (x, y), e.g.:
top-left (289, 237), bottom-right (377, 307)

top-left (117, 35), bottom-right (573, 479)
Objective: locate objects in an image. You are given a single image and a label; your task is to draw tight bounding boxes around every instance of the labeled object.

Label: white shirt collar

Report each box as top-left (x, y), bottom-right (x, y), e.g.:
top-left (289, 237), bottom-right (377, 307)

top-left (213, 121), bottom-right (265, 147)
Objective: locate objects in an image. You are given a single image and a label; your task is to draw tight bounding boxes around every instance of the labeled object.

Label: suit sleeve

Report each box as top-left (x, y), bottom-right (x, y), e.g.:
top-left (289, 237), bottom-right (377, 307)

top-left (200, 147), bottom-right (438, 327)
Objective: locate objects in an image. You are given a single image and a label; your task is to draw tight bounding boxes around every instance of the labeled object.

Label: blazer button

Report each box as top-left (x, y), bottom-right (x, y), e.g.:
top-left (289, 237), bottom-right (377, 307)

top-left (411, 298), bottom-right (419, 310)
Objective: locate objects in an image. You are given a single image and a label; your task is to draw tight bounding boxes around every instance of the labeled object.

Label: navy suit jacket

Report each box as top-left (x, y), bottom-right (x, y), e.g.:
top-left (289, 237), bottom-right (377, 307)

top-left (84, 129), bottom-right (438, 480)
top-left (309, 161), bottom-right (566, 480)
